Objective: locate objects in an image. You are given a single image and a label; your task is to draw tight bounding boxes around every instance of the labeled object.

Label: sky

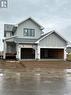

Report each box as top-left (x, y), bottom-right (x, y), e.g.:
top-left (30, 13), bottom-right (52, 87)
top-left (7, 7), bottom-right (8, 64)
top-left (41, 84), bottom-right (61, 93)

top-left (0, 0), bottom-right (71, 51)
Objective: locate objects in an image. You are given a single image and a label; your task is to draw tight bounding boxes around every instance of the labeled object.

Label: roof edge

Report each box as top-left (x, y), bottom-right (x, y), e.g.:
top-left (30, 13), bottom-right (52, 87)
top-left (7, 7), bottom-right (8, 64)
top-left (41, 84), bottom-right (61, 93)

top-left (35, 30), bottom-right (68, 43)
top-left (17, 17), bottom-right (44, 30)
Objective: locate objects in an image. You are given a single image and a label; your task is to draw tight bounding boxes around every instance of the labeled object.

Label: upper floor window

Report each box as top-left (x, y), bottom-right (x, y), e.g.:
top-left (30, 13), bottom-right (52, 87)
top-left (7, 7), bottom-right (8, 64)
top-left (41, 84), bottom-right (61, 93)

top-left (23, 28), bottom-right (35, 37)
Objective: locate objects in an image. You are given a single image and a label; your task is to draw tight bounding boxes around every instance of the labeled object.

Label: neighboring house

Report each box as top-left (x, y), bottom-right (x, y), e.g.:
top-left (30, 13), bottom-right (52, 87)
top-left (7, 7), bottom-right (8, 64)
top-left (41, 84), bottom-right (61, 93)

top-left (66, 44), bottom-right (71, 54)
top-left (3, 17), bottom-right (68, 60)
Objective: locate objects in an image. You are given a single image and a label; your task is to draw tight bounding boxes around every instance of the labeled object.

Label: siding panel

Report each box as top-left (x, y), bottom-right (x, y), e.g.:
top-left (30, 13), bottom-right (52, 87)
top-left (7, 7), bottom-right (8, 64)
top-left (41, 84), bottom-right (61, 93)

top-left (39, 33), bottom-right (66, 47)
top-left (16, 19), bottom-right (42, 39)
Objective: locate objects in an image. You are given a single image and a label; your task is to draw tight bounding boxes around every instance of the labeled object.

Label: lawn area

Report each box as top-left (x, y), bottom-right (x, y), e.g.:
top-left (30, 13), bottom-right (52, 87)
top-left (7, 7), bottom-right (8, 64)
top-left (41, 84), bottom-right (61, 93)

top-left (0, 60), bottom-right (71, 69)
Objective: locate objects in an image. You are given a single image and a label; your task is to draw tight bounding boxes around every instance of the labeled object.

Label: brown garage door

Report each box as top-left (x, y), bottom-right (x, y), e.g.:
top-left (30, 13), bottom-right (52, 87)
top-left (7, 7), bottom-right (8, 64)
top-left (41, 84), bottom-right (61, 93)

top-left (40, 48), bottom-right (64, 59)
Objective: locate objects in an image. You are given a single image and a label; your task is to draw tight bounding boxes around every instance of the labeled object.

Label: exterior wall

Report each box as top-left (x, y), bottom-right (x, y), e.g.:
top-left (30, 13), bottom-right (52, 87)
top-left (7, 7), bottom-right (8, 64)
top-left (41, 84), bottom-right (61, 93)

top-left (39, 33), bottom-right (66, 48)
top-left (16, 19), bottom-right (42, 39)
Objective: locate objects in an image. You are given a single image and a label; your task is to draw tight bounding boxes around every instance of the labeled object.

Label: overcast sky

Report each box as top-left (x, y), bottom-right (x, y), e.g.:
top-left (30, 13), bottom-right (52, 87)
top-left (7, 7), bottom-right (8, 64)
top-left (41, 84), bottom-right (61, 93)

top-left (0, 0), bottom-right (71, 51)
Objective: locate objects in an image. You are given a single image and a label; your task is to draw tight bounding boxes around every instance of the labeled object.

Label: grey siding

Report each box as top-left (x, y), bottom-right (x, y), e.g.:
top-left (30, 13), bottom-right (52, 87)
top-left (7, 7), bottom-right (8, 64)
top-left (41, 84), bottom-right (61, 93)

top-left (16, 19), bottom-right (42, 39)
top-left (39, 33), bottom-right (66, 47)
top-left (4, 24), bottom-right (17, 38)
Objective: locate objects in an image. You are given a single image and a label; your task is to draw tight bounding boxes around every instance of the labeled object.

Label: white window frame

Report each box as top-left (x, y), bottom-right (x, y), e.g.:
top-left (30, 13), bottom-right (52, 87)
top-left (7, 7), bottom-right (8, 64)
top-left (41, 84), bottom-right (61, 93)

top-left (23, 28), bottom-right (35, 37)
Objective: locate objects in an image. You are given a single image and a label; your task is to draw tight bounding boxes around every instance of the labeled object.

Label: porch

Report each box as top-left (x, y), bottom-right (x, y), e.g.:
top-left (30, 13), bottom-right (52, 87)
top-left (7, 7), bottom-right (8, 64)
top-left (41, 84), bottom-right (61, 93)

top-left (6, 42), bottom-right (16, 59)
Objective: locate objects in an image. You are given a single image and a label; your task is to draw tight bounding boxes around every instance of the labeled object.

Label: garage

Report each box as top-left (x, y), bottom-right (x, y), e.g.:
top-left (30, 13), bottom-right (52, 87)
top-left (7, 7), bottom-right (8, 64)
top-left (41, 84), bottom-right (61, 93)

top-left (21, 48), bottom-right (35, 59)
top-left (40, 48), bottom-right (64, 59)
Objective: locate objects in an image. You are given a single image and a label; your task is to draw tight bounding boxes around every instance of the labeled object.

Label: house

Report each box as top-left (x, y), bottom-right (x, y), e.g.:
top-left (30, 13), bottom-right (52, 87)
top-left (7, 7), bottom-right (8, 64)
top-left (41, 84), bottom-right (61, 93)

top-left (3, 17), bottom-right (68, 60)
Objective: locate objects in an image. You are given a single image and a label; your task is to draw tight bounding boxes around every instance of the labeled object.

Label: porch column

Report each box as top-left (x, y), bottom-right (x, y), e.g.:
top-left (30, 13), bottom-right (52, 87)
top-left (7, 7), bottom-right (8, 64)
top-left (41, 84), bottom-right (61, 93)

top-left (3, 40), bottom-right (6, 59)
top-left (37, 45), bottom-right (40, 59)
top-left (16, 44), bottom-right (21, 60)
top-left (64, 47), bottom-right (67, 61)
top-left (34, 45), bottom-right (37, 59)
top-left (35, 49), bottom-right (38, 59)
top-left (18, 47), bottom-right (21, 60)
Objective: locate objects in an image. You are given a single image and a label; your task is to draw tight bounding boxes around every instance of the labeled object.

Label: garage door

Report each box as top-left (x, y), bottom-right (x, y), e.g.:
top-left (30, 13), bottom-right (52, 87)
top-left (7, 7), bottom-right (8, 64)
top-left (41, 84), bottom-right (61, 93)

top-left (21, 48), bottom-right (35, 59)
top-left (40, 48), bottom-right (64, 59)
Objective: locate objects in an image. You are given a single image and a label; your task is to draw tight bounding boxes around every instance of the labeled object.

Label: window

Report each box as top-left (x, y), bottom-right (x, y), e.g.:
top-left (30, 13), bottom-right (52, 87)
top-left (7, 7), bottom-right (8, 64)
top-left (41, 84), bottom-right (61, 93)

top-left (24, 28), bottom-right (35, 37)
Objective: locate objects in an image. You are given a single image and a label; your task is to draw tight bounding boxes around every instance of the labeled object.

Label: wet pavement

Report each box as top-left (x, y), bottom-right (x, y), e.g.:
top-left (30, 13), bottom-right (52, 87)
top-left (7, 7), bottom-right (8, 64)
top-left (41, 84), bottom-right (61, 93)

top-left (0, 68), bottom-right (71, 95)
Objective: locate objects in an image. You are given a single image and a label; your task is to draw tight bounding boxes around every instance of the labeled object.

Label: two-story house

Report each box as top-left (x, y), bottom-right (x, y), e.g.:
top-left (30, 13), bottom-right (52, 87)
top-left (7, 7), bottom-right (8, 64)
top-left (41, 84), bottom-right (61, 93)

top-left (3, 17), bottom-right (68, 60)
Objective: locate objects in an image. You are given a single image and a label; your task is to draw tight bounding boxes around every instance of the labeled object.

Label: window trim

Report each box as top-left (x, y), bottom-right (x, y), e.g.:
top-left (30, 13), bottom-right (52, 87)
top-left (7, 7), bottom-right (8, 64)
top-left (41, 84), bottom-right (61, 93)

top-left (23, 28), bottom-right (35, 37)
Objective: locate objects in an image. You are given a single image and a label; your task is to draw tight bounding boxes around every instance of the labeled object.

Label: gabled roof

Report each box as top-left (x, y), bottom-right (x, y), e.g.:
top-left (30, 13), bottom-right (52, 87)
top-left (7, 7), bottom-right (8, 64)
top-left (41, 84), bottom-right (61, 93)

top-left (18, 17), bottom-right (44, 30)
top-left (36, 30), bottom-right (68, 43)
